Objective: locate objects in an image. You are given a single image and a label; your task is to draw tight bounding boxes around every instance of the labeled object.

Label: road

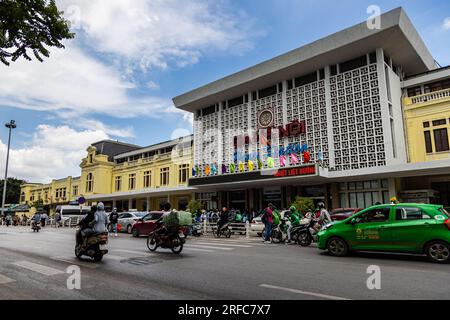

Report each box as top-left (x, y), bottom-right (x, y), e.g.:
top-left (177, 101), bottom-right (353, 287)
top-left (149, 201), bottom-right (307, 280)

top-left (0, 225), bottom-right (449, 300)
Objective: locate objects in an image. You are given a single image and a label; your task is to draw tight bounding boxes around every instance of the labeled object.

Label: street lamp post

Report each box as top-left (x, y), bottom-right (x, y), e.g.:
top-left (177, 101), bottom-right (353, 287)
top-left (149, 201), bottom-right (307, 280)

top-left (1, 120), bottom-right (17, 217)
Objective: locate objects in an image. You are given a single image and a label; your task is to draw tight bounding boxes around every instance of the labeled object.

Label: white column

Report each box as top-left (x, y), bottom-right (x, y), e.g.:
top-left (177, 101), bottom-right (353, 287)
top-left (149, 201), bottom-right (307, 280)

top-left (146, 197), bottom-right (150, 212)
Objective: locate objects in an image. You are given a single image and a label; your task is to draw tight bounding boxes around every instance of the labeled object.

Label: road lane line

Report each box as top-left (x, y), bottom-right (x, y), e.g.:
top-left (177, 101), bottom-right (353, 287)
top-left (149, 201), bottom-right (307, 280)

top-left (104, 255), bottom-right (128, 261)
top-left (12, 261), bottom-right (65, 276)
top-left (51, 256), bottom-right (100, 269)
top-left (115, 249), bottom-right (155, 256)
top-left (259, 284), bottom-right (351, 300)
top-left (0, 274), bottom-right (16, 285)
top-left (185, 244), bottom-right (233, 251)
top-left (183, 248), bottom-right (214, 253)
top-left (193, 242), bottom-right (252, 248)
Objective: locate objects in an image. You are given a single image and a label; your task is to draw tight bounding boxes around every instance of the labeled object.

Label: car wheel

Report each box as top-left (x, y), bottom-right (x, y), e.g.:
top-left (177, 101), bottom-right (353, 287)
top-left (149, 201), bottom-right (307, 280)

top-left (327, 237), bottom-right (349, 257)
top-left (127, 225), bottom-right (132, 234)
top-left (426, 241), bottom-right (450, 264)
top-left (132, 228), bottom-right (139, 238)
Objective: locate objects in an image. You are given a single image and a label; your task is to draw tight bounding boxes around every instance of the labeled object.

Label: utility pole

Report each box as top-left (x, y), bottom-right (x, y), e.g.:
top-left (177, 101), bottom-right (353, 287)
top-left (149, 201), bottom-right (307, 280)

top-left (1, 120), bottom-right (17, 217)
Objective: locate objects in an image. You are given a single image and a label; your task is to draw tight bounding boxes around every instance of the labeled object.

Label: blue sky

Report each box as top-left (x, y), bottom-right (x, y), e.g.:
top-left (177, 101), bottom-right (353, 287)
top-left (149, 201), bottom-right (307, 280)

top-left (0, 0), bottom-right (449, 182)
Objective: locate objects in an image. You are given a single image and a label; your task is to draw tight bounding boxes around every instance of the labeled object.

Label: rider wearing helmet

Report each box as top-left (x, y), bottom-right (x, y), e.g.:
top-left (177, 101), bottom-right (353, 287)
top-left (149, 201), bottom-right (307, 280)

top-left (286, 205), bottom-right (301, 244)
top-left (313, 202), bottom-right (332, 233)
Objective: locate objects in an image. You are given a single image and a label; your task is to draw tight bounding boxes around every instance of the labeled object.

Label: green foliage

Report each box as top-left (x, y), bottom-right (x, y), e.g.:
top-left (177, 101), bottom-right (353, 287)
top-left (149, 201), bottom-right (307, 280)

top-left (0, 0), bottom-right (74, 66)
top-left (187, 199), bottom-right (202, 214)
top-left (0, 178), bottom-right (25, 204)
top-left (290, 196), bottom-right (315, 215)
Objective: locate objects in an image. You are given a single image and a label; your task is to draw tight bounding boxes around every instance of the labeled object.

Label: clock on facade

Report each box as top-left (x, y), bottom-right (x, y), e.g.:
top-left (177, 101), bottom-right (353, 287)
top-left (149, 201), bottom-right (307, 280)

top-left (258, 109), bottom-right (274, 128)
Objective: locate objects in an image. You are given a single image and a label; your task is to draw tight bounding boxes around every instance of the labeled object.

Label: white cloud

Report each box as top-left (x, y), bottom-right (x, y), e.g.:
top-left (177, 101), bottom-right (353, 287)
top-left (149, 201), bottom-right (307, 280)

top-left (444, 17), bottom-right (450, 30)
top-left (0, 45), bottom-right (177, 119)
top-left (146, 81), bottom-right (160, 90)
top-left (0, 1), bottom-right (256, 122)
top-left (0, 125), bottom-right (109, 183)
top-left (57, 0), bottom-right (255, 71)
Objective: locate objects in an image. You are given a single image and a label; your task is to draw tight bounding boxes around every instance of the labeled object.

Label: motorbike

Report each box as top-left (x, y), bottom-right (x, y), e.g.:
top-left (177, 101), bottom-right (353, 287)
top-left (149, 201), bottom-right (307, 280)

top-left (296, 214), bottom-right (334, 247)
top-left (75, 228), bottom-right (109, 262)
top-left (147, 224), bottom-right (186, 254)
top-left (270, 218), bottom-right (290, 243)
top-left (190, 222), bottom-right (203, 237)
top-left (214, 222), bottom-right (232, 238)
top-left (31, 221), bottom-right (41, 232)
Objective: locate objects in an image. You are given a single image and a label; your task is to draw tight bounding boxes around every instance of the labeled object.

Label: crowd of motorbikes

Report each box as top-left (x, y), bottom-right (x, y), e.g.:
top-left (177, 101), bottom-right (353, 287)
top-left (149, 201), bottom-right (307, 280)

top-left (269, 211), bottom-right (326, 247)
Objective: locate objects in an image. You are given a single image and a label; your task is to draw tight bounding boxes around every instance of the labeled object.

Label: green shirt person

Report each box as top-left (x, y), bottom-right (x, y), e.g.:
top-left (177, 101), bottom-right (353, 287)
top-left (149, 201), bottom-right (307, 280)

top-left (289, 206), bottom-right (301, 226)
top-left (286, 205), bottom-right (301, 244)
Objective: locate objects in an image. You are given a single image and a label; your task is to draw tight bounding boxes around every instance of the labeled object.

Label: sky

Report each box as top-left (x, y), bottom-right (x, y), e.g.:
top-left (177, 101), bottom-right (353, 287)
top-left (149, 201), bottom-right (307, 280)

top-left (0, 0), bottom-right (449, 183)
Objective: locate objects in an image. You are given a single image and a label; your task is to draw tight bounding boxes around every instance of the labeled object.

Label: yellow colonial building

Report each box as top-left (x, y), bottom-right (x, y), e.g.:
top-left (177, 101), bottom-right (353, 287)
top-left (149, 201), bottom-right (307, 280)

top-left (400, 66), bottom-right (450, 206)
top-left (20, 135), bottom-right (195, 213)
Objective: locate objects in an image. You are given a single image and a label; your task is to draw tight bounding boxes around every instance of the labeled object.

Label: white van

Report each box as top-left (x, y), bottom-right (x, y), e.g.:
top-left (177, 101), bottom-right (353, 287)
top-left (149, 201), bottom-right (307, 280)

top-left (57, 205), bottom-right (91, 224)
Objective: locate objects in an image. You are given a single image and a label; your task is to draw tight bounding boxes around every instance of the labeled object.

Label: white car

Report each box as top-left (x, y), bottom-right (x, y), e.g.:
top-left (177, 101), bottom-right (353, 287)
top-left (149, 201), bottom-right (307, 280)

top-left (113, 212), bottom-right (148, 234)
top-left (250, 216), bottom-right (265, 237)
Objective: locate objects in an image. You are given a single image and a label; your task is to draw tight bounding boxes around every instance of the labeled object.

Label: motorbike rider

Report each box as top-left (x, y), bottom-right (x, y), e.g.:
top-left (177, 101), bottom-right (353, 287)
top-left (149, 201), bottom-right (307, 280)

top-left (313, 202), bottom-right (332, 233)
top-left (31, 211), bottom-right (42, 229)
top-left (93, 202), bottom-right (109, 235)
top-left (286, 205), bottom-right (301, 244)
top-left (216, 207), bottom-right (230, 236)
top-left (155, 202), bottom-right (175, 237)
top-left (76, 205), bottom-right (97, 246)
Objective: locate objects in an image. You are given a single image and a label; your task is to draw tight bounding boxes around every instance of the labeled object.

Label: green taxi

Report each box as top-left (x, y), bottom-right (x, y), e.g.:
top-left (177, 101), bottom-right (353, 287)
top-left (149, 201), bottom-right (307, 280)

top-left (317, 203), bottom-right (450, 263)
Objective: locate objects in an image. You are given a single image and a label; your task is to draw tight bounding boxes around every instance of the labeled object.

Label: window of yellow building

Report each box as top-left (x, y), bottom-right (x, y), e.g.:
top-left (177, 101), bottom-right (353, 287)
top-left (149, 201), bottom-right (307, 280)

top-left (143, 171), bottom-right (151, 188)
top-left (73, 186), bottom-right (78, 197)
top-left (423, 119), bottom-right (450, 154)
top-left (160, 167), bottom-right (169, 186)
top-left (178, 164), bottom-right (189, 184)
top-left (86, 173), bottom-right (94, 193)
top-left (20, 192), bottom-right (25, 202)
top-left (128, 174), bottom-right (136, 190)
top-left (115, 176), bottom-right (122, 192)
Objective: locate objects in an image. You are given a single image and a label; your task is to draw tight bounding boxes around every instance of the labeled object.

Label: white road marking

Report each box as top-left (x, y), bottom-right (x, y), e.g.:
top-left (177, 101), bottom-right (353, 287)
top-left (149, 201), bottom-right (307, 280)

top-left (51, 256), bottom-right (99, 269)
top-left (105, 255), bottom-right (128, 261)
top-left (183, 248), bottom-right (214, 253)
top-left (259, 284), bottom-right (351, 300)
top-left (194, 242), bottom-right (252, 248)
top-left (115, 249), bottom-right (155, 256)
top-left (0, 274), bottom-right (16, 285)
top-left (12, 261), bottom-right (65, 276)
top-left (185, 244), bottom-right (233, 251)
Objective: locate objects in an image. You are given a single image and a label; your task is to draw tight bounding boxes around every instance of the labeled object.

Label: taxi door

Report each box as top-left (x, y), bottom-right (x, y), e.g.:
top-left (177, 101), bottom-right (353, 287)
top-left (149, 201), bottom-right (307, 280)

top-left (350, 207), bottom-right (394, 251)
top-left (389, 206), bottom-right (435, 252)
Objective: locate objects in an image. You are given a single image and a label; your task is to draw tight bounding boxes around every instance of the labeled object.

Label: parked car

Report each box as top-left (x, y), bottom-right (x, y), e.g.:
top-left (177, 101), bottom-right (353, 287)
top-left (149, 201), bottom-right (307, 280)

top-left (110, 211), bottom-right (148, 234)
top-left (330, 208), bottom-right (363, 221)
top-left (131, 211), bottom-right (163, 237)
top-left (317, 203), bottom-right (450, 263)
top-left (250, 215), bottom-right (264, 237)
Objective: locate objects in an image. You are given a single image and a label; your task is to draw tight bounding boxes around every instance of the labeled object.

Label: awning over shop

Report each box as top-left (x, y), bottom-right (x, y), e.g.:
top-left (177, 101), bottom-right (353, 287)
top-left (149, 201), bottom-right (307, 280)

top-left (85, 186), bottom-right (198, 201)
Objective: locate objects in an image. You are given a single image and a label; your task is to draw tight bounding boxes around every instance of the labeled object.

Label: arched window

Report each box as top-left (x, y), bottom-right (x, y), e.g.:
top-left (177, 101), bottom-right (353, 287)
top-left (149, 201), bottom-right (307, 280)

top-left (86, 173), bottom-right (94, 193)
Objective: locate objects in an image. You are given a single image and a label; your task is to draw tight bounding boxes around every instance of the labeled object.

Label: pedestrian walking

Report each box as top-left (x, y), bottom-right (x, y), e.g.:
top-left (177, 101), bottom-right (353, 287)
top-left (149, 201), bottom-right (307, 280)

top-left (261, 204), bottom-right (274, 244)
top-left (109, 208), bottom-right (120, 237)
top-left (5, 214), bottom-right (12, 227)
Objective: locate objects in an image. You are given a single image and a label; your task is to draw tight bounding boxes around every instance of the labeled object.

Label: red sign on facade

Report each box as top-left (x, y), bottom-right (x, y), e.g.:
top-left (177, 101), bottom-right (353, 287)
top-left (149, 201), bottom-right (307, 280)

top-left (273, 165), bottom-right (316, 178)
